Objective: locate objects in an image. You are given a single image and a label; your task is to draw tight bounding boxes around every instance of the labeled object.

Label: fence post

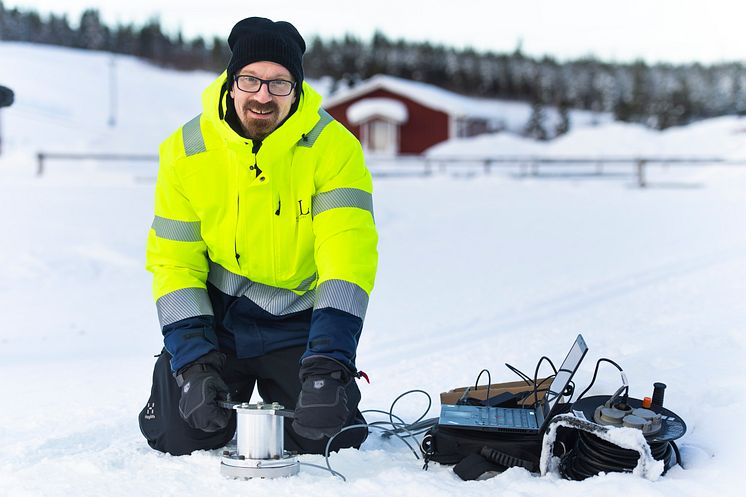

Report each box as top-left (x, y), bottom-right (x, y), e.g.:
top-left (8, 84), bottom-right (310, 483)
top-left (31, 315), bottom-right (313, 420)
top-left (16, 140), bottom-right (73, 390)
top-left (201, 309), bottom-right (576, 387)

top-left (636, 159), bottom-right (646, 188)
top-left (483, 159), bottom-right (491, 174)
top-left (36, 152), bottom-right (45, 176)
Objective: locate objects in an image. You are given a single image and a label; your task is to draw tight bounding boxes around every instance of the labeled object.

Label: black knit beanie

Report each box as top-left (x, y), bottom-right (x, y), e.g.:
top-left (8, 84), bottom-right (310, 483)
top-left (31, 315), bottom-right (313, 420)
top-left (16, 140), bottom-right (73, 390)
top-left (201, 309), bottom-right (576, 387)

top-left (227, 17), bottom-right (305, 85)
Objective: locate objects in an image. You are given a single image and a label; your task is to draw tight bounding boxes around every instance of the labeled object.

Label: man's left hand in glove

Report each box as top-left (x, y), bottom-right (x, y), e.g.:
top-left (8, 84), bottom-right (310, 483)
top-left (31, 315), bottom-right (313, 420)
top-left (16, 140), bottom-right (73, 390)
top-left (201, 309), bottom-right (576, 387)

top-left (175, 351), bottom-right (231, 432)
top-left (292, 357), bottom-right (352, 440)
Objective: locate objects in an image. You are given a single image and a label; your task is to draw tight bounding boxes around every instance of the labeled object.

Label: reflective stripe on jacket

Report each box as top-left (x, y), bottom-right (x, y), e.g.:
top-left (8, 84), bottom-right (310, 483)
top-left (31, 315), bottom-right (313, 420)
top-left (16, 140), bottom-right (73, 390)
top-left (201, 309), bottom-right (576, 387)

top-left (146, 73), bottom-right (378, 372)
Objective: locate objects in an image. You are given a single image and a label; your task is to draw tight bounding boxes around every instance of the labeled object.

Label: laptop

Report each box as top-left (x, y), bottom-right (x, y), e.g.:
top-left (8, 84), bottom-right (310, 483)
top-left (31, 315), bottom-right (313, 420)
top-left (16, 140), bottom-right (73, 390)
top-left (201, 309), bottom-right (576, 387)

top-left (438, 334), bottom-right (588, 434)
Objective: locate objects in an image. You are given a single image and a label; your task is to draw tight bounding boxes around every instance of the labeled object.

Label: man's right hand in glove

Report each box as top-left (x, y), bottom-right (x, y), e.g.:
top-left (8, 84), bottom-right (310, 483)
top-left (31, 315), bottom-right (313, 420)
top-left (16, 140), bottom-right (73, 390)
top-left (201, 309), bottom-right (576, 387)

top-left (174, 350), bottom-right (231, 432)
top-left (292, 357), bottom-right (351, 440)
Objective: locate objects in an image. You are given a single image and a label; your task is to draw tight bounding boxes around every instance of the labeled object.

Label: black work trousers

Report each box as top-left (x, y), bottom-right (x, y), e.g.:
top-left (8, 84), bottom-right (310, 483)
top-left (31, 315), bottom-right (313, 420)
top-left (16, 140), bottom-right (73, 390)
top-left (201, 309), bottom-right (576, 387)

top-left (138, 345), bottom-right (367, 456)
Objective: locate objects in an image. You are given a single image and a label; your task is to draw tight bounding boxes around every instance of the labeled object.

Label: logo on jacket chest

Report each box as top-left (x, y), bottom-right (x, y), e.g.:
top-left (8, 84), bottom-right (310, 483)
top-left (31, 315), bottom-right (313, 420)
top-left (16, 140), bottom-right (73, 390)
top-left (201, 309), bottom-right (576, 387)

top-left (297, 199), bottom-right (310, 218)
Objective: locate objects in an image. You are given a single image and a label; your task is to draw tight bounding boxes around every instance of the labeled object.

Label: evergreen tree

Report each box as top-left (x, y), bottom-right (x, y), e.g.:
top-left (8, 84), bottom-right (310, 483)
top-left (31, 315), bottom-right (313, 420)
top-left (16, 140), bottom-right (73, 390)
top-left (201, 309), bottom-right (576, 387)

top-left (210, 35), bottom-right (229, 72)
top-left (555, 99), bottom-right (571, 136)
top-left (136, 17), bottom-right (168, 64)
top-left (728, 66), bottom-right (746, 115)
top-left (77, 9), bottom-right (107, 50)
top-left (525, 90), bottom-right (549, 141)
top-left (0, 1), bottom-right (4, 38)
top-left (2, 2), bottom-right (746, 129)
top-left (111, 23), bottom-right (138, 56)
top-left (615, 60), bottom-right (650, 122)
top-left (43, 13), bottom-right (74, 46)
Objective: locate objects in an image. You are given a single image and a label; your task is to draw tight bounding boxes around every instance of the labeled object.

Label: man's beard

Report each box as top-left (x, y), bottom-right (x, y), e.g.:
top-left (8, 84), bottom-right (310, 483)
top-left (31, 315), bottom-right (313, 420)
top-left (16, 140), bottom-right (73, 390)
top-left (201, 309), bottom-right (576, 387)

top-left (238, 101), bottom-right (281, 141)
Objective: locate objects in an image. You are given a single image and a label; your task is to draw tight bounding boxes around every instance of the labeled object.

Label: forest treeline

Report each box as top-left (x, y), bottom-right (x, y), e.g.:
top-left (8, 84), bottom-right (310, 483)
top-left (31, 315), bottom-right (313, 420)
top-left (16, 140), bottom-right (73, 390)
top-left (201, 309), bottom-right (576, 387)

top-left (2, 3), bottom-right (745, 131)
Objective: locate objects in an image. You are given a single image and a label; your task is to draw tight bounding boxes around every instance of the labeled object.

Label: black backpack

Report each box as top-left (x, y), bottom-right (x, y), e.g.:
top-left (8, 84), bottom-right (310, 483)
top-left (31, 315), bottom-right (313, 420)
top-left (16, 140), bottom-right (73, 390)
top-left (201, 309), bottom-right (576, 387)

top-left (421, 425), bottom-right (544, 479)
top-left (420, 405), bottom-right (576, 481)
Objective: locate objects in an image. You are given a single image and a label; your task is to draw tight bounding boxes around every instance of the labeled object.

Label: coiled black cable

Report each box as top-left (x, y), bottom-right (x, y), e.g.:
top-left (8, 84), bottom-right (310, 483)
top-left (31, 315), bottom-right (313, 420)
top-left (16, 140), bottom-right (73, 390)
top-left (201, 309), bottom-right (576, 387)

top-left (559, 430), bottom-right (678, 480)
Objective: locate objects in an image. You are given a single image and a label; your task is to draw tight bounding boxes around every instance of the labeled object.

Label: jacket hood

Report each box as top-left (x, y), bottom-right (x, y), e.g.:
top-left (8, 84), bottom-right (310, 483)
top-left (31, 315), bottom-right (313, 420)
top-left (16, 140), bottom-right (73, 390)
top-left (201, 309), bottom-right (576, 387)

top-left (200, 71), bottom-right (323, 149)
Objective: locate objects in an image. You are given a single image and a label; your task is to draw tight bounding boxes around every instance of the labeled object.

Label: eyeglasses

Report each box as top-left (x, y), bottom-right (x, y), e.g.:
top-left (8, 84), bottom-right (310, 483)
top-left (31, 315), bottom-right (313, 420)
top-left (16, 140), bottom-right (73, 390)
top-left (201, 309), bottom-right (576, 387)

top-left (233, 75), bottom-right (296, 96)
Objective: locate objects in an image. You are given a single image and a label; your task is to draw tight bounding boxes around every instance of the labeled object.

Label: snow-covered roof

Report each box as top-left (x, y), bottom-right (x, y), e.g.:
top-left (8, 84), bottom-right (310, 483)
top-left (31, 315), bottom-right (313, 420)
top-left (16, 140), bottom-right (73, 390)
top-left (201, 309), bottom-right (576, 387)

top-left (347, 98), bottom-right (408, 124)
top-left (325, 74), bottom-right (611, 135)
top-left (325, 74), bottom-right (527, 120)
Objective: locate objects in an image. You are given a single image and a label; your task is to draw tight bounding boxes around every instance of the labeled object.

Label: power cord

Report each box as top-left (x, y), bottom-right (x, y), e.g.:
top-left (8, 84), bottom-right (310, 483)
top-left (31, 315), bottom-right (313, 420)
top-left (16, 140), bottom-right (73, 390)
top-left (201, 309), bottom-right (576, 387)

top-left (459, 358), bottom-right (561, 409)
top-left (457, 369), bottom-right (495, 405)
top-left (475, 369), bottom-right (492, 401)
top-left (504, 362), bottom-right (534, 386)
top-left (559, 430), bottom-right (679, 480)
top-left (532, 356), bottom-right (557, 409)
top-left (304, 389), bottom-right (435, 481)
top-left (574, 357), bottom-right (626, 403)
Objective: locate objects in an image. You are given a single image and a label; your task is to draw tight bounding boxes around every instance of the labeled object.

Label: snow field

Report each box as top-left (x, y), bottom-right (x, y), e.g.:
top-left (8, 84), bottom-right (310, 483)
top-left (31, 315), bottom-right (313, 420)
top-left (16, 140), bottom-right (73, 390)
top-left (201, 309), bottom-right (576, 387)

top-left (1, 42), bottom-right (746, 496)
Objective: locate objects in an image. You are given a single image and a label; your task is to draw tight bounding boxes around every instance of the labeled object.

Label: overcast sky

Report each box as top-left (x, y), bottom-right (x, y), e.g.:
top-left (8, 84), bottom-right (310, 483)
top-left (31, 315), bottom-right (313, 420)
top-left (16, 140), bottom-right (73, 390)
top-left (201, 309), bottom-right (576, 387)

top-left (5, 0), bottom-right (746, 64)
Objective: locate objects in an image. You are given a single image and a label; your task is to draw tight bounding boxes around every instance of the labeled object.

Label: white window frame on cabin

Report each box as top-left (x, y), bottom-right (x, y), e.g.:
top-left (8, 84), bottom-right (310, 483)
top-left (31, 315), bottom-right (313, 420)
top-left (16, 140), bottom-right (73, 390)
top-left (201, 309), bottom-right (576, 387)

top-left (361, 117), bottom-right (400, 156)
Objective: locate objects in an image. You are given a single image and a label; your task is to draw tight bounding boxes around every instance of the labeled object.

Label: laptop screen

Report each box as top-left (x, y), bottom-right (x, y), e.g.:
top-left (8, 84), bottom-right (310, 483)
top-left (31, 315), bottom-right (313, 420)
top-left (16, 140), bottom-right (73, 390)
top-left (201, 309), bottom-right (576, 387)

top-left (541, 334), bottom-right (588, 417)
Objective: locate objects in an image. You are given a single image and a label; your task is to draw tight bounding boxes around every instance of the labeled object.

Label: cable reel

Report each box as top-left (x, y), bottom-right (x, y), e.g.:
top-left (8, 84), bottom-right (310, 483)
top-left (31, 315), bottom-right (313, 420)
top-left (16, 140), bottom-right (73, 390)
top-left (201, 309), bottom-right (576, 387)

top-left (541, 393), bottom-right (686, 481)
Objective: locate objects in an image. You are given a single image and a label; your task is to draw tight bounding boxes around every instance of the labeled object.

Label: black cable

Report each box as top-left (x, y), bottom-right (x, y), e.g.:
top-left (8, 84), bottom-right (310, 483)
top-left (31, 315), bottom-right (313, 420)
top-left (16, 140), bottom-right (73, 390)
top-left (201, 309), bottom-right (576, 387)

top-left (559, 430), bottom-right (678, 480)
top-left (504, 362), bottom-right (534, 386)
top-left (299, 461), bottom-right (347, 480)
top-left (671, 440), bottom-right (682, 468)
top-left (362, 409), bottom-right (410, 433)
top-left (462, 359), bottom-right (558, 409)
top-left (313, 389), bottom-right (434, 481)
top-left (366, 421), bottom-right (420, 455)
top-left (474, 369), bottom-right (491, 402)
top-left (533, 356), bottom-right (557, 409)
top-left (389, 389), bottom-right (431, 427)
top-left (574, 358), bottom-right (625, 403)
top-left (378, 416), bottom-right (439, 438)
top-left (320, 422), bottom-right (421, 481)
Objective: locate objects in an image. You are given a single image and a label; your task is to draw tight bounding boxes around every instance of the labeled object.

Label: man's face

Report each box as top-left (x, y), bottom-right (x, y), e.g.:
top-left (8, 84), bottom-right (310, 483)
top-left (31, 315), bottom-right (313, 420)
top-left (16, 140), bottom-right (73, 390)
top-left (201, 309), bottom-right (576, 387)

top-left (230, 61), bottom-right (297, 141)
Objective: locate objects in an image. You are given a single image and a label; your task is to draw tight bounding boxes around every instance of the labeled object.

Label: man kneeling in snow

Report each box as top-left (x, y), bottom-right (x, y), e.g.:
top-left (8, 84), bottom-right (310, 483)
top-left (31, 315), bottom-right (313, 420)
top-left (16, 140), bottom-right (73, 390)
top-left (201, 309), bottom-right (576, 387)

top-left (138, 16), bottom-right (378, 456)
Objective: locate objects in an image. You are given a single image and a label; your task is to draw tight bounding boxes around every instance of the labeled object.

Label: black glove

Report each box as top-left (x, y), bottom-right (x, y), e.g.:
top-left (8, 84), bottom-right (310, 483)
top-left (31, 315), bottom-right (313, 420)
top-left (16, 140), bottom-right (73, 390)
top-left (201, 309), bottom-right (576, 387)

top-left (175, 351), bottom-right (231, 432)
top-left (292, 357), bottom-right (351, 440)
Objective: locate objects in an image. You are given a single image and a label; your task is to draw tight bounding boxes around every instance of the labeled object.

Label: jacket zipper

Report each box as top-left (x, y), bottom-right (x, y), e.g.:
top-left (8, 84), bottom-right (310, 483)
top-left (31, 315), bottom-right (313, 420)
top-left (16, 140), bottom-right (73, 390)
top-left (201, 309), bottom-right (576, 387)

top-left (235, 141), bottom-right (262, 264)
top-left (235, 194), bottom-right (240, 262)
top-left (251, 141), bottom-right (263, 178)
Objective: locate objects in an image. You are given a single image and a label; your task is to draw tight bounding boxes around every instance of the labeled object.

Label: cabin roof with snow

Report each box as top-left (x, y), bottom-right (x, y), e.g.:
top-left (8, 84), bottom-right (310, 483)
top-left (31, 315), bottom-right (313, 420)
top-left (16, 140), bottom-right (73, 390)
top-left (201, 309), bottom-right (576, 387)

top-left (324, 74), bottom-right (510, 120)
top-left (322, 74), bottom-right (603, 156)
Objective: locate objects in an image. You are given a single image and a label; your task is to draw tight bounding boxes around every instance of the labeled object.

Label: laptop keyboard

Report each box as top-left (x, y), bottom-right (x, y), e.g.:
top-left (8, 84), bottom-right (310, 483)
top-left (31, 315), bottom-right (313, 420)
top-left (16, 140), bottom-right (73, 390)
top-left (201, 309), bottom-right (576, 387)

top-left (496, 408), bottom-right (536, 428)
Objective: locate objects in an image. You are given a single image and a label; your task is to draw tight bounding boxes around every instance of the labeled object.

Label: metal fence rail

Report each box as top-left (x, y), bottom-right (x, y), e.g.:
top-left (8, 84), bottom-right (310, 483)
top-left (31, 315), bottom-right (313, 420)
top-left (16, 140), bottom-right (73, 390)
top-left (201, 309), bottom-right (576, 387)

top-left (34, 151), bottom-right (746, 188)
top-left (368, 155), bottom-right (746, 187)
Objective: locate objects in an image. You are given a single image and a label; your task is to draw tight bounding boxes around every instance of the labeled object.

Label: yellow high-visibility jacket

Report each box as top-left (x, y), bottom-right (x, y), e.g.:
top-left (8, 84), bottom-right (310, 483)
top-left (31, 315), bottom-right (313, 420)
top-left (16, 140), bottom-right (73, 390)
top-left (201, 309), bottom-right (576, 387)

top-left (146, 73), bottom-right (378, 372)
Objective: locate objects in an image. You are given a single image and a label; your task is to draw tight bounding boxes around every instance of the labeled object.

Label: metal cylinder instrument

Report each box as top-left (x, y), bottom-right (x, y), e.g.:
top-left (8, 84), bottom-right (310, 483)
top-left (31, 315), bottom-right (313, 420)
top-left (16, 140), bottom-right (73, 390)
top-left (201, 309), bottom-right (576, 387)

top-left (220, 402), bottom-right (299, 479)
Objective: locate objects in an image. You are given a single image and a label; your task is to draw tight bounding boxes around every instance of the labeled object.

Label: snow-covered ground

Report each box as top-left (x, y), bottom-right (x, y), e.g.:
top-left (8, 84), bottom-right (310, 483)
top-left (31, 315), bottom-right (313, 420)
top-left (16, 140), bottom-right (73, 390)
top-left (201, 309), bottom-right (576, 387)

top-left (427, 115), bottom-right (746, 160)
top-left (2, 42), bottom-right (746, 497)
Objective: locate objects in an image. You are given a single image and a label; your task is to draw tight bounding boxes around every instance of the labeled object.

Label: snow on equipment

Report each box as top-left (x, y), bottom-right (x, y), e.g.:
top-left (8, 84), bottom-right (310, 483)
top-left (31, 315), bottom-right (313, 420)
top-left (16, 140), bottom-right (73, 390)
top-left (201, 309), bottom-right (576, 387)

top-left (542, 380), bottom-right (686, 480)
